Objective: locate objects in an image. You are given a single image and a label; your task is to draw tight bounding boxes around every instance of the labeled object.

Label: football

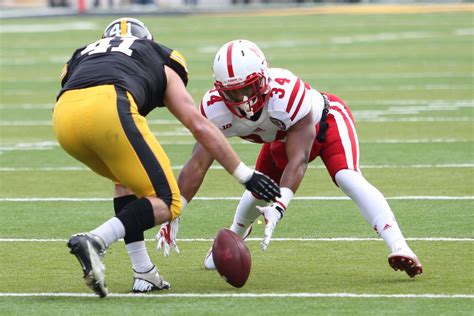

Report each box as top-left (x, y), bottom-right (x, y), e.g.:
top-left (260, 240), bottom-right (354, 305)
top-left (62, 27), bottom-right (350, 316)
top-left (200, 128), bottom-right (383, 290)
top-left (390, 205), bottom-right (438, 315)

top-left (212, 228), bottom-right (251, 288)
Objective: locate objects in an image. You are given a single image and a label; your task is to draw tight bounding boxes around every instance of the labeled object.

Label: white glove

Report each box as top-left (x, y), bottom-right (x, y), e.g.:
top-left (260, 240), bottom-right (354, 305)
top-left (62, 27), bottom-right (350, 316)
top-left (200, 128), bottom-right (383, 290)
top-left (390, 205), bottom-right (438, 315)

top-left (256, 203), bottom-right (285, 251)
top-left (155, 217), bottom-right (180, 257)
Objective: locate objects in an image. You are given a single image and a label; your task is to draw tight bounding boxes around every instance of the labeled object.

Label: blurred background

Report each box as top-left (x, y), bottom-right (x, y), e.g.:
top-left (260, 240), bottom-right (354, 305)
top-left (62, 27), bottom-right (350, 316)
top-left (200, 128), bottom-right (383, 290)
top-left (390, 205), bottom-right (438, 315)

top-left (1, 0), bottom-right (470, 18)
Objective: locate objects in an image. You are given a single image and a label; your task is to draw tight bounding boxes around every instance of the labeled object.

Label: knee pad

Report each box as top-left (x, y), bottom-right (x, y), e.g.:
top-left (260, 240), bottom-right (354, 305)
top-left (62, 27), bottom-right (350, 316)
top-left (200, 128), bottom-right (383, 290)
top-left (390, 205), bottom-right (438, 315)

top-left (116, 198), bottom-right (155, 244)
top-left (113, 194), bottom-right (137, 215)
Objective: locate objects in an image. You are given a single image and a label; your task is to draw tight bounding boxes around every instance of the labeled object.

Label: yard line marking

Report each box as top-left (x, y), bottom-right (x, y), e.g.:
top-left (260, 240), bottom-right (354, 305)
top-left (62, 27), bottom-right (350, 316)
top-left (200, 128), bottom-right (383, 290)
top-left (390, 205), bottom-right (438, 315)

top-left (1, 237), bottom-right (472, 243)
top-left (0, 196), bottom-right (472, 202)
top-left (0, 22), bottom-right (97, 33)
top-left (2, 73), bottom-right (472, 83)
top-left (0, 292), bottom-right (472, 299)
top-left (0, 138), bottom-right (471, 151)
top-left (2, 99), bottom-right (470, 109)
top-left (2, 117), bottom-right (472, 126)
top-left (1, 163), bottom-right (472, 172)
top-left (0, 119), bottom-right (179, 126)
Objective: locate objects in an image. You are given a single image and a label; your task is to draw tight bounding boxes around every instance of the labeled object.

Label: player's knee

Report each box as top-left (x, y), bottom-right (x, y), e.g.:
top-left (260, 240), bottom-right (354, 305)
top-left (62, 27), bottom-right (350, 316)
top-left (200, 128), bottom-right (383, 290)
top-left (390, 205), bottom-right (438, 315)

top-left (116, 198), bottom-right (155, 236)
top-left (113, 194), bottom-right (137, 215)
top-left (335, 169), bottom-right (362, 190)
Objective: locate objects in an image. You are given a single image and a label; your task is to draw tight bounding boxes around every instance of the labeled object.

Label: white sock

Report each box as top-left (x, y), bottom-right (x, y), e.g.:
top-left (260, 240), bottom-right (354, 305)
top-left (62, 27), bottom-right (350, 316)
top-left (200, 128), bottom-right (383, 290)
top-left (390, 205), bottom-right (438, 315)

top-left (206, 191), bottom-right (263, 265)
top-left (126, 241), bottom-right (154, 273)
top-left (90, 217), bottom-right (125, 248)
top-left (230, 190), bottom-right (267, 237)
top-left (335, 169), bottom-right (411, 253)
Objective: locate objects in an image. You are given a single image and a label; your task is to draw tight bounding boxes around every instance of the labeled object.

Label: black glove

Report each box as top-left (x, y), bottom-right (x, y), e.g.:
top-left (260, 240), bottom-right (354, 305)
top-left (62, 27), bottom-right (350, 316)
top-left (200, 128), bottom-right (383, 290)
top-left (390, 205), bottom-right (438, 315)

top-left (244, 171), bottom-right (281, 202)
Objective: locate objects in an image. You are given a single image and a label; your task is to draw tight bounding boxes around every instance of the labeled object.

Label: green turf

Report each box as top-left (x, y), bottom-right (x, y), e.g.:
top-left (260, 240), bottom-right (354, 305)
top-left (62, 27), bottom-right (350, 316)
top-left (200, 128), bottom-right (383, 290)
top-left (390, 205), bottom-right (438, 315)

top-left (0, 6), bottom-right (473, 315)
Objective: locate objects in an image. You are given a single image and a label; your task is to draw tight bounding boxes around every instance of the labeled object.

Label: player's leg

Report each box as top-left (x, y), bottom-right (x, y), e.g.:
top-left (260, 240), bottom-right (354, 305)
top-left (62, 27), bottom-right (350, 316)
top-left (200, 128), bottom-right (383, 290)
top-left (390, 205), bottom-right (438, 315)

top-left (112, 184), bottom-right (156, 278)
top-left (54, 87), bottom-right (121, 297)
top-left (89, 87), bottom-right (180, 291)
top-left (320, 94), bottom-right (422, 278)
top-left (59, 86), bottom-right (177, 294)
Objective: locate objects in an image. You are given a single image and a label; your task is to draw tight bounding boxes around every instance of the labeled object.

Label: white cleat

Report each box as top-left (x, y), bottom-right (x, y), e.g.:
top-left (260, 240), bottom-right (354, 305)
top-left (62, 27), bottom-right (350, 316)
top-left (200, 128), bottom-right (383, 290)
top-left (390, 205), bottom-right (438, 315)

top-left (132, 265), bottom-right (171, 293)
top-left (204, 247), bottom-right (215, 270)
top-left (388, 250), bottom-right (423, 278)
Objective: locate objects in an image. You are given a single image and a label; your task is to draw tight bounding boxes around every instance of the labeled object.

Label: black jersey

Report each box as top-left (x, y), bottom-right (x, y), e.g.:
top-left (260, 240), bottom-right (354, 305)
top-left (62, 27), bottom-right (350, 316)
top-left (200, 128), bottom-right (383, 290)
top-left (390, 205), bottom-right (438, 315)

top-left (58, 37), bottom-right (188, 116)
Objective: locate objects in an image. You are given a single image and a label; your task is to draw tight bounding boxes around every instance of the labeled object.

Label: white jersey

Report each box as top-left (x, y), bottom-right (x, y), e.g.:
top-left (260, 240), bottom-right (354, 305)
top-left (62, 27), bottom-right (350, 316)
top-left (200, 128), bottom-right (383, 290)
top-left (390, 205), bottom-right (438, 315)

top-left (200, 68), bottom-right (325, 143)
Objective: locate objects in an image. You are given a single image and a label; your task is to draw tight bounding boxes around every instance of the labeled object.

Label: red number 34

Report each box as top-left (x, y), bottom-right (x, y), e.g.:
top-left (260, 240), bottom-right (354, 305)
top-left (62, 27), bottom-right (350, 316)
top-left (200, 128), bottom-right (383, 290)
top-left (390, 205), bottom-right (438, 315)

top-left (270, 77), bottom-right (290, 99)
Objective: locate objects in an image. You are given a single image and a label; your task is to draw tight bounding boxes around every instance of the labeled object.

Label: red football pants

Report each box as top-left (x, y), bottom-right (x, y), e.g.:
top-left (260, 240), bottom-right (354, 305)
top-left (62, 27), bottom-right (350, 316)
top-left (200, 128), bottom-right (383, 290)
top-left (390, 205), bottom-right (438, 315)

top-left (255, 93), bottom-right (360, 184)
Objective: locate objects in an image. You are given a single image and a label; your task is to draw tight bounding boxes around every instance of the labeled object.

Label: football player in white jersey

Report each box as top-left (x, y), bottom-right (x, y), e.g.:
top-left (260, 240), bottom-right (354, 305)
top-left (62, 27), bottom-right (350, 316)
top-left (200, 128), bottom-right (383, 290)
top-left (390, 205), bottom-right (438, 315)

top-left (157, 39), bottom-right (423, 278)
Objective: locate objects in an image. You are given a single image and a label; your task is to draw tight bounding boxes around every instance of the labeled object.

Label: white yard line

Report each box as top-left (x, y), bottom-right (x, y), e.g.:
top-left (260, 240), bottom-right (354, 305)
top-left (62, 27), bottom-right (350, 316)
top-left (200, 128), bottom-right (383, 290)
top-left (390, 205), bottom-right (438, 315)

top-left (0, 196), bottom-right (472, 202)
top-left (0, 292), bottom-right (472, 299)
top-left (0, 237), bottom-right (472, 243)
top-left (0, 22), bottom-right (98, 33)
top-left (1, 117), bottom-right (472, 126)
top-left (1, 73), bottom-right (472, 83)
top-left (1, 163), bottom-right (473, 172)
top-left (1, 99), bottom-right (471, 109)
top-left (1, 138), bottom-right (472, 151)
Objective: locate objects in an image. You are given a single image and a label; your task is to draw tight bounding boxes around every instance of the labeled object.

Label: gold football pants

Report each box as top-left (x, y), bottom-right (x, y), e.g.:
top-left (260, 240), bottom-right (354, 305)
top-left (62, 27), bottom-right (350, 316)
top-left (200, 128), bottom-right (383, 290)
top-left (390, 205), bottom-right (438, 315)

top-left (52, 85), bottom-right (181, 219)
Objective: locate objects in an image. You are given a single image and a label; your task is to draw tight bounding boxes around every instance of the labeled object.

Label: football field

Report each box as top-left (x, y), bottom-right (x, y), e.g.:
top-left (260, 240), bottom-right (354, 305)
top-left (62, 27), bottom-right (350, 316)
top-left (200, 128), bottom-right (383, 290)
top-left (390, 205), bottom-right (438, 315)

top-left (0, 4), bottom-right (473, 315)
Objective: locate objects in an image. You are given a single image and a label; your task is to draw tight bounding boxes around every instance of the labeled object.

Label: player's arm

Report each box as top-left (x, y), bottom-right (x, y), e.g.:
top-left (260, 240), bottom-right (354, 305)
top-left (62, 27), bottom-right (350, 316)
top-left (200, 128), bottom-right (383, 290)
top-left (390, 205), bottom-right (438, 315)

top-left (163, 66), bottom-right (240, 172)
top-left (156, 66), bottom-right (280, 256)
top-left (177, 142), bottom-right (214, 203)
top-left (257, 110), bottom-right (315, 251)
top-left (163, 66), bottom-right (280, 202)
top-left (280, 109), bottom-right (316, 192)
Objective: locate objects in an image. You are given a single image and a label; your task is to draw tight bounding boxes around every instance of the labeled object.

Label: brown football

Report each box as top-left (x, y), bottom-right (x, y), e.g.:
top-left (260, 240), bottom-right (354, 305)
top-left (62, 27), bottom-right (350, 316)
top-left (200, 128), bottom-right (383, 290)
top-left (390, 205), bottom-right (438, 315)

top-left (212, 228), bottom-right (251, 288)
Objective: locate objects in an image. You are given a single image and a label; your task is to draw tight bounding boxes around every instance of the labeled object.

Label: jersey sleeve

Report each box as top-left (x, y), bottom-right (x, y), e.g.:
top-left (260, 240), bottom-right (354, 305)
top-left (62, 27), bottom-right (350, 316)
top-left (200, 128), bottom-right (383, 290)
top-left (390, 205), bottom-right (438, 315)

top-left (199, 89), bottom-right (235, 137)
top-left (267, 69), bottom-right (313, 130)
top-left (157, 43), bottom-right (189, 86)
top-left (60, 48), bottom-right (82, 88)
top-left (168, 49), bottom-right (189, 86)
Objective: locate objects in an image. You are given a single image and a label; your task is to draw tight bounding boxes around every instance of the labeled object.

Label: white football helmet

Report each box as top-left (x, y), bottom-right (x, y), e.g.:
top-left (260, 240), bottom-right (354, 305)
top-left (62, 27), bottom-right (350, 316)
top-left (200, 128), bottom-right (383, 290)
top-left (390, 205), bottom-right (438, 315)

top-left (213, 40), bottom-right (270, 119)
top-left (102, 17), bottom-right (153, 40)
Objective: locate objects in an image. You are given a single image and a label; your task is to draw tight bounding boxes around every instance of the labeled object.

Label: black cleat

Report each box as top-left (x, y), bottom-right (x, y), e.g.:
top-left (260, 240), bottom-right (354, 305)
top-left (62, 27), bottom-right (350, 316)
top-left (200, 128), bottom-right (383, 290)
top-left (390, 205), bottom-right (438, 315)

top-left (67, 233), bottom-right (108, 298)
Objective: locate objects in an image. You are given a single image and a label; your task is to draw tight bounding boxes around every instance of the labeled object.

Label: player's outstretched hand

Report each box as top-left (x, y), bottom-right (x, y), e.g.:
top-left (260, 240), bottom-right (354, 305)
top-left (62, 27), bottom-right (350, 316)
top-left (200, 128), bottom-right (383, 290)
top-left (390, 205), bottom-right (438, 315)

top-left (156, 217), bottom-right (180, 257)
top-left (244, 171), bottom-right (281, 202)
top-left (256, 203), bottom-right (285, 251)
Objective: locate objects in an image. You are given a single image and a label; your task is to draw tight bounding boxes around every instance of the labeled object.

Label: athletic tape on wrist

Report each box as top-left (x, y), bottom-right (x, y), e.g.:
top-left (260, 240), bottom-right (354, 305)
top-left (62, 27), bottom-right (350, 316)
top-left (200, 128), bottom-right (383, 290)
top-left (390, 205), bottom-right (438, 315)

top-left (276, 187), bottom-right (294, 210)
top-left (232, 162), bottom-right (253, 183)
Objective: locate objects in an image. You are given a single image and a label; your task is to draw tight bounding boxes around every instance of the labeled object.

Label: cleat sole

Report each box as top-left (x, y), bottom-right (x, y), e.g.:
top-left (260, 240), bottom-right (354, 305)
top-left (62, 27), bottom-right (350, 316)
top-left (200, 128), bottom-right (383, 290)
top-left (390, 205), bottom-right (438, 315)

top-left (388, 255), bottom-right (423, 278)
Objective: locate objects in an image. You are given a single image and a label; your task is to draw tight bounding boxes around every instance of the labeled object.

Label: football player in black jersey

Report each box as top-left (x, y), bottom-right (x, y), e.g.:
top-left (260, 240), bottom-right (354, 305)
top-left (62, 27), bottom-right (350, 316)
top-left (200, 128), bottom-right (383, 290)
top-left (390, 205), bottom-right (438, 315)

top-left (53, 17), bottom-right (280, 297)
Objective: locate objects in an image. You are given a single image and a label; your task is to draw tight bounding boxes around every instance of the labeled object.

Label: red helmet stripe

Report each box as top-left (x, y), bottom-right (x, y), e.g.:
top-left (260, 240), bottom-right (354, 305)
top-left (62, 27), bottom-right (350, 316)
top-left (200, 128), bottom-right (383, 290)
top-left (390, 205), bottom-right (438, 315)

top-left (226, 41), bottom-right (235, 78)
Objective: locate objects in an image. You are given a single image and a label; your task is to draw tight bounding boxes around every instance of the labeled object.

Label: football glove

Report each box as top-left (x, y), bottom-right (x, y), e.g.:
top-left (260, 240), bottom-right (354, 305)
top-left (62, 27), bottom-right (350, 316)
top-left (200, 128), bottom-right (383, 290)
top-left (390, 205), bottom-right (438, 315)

top-left (156, 217), bottom-right (180, 257)
top-left (256, 203), bottom-right (285, 251)
top-left (244, 171), bottom-right (281, 202)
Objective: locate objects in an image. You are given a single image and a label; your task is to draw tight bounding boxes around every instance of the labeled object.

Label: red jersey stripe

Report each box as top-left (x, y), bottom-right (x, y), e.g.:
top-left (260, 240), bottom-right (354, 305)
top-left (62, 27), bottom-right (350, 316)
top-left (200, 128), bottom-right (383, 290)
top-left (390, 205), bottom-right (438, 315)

top-left (285, 79), bottom-right (301, 113)
top-left (290, 87), bottom-right (306, 121)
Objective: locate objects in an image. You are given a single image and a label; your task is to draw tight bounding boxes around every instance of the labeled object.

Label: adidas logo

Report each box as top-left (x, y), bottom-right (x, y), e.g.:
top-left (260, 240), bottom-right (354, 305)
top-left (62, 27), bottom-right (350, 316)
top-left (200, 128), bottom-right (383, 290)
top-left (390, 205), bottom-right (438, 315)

top-left (382, 223), bottom-right (392, 231)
